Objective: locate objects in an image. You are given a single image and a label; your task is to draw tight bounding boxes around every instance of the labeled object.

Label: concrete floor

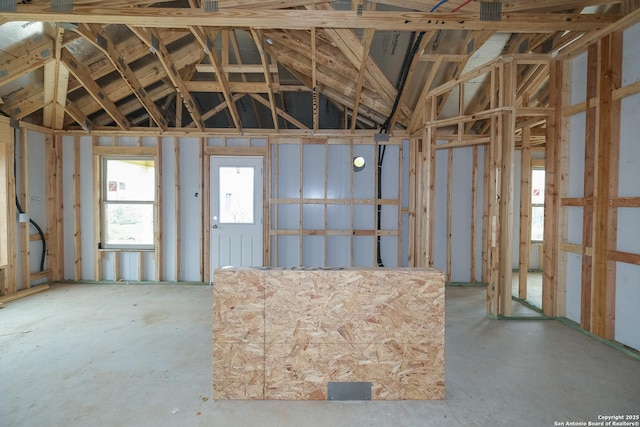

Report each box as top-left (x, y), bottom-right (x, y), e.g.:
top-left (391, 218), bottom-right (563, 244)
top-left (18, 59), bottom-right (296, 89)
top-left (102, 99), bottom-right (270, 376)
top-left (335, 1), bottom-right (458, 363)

top-left (1, 284), bottom-right (638, 427)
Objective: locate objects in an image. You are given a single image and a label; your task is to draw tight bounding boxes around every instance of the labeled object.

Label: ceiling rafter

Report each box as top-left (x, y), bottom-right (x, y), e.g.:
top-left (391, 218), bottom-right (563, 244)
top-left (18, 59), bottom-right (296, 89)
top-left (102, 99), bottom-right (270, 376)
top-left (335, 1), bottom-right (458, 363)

top-left (186, 93), bottom-right (245, 128)
top-left (249, 93), bottom-right (308, 130)
top-left (311, 3), bottom-right (411, 124)
top-left (60, 48), bottom-right (130, 129)
top-left (128, 27), bottom-right (205, 130)
top-left (407, 56), bottom-right (443, 133)
top-left (43, 24), bottom-right (69, 130)
top-left (229, 29), bottom-right (264, 129)
top-left (64, 98), bottom-right (93, 130)
top-left (388, 30), bottom-right (435, 132)
top-left (76, 24), bottom-right (168, 129)
top-left (0, 36), bottom-right (54, 86)
top-left (265, 35), bottom-right (393, 123)
top-left (191, 27), bottom-right (242, 131)
top-left (0, 7), bottom-right (620, 32)
top-left (351, 28), bottom-right (375, 132)
top-left (251, 28), bottom-right (280, 131)
top-left (66, 33), bottom-right (203, 126)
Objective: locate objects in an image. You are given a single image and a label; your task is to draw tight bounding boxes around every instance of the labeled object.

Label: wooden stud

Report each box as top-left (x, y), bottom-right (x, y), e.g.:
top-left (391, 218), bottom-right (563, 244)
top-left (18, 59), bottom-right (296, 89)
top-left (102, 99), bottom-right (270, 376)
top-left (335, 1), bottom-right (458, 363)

top-left (203, 138), bottom-right (211, 281)
top-left (407, 138), bottom-right (417, 267)
top-left (446, 148), bottom-right (452, 282)
top-left (155, 136), bottom-right (163, 281)
top-left (18, 129), bottom-right (30, 290)
top-left (580, 42), bottom-right (598, 330)
top-left (174, 137), bottom-right (181, 281)
top-left (591, 32), bottom-right (622, 340)
top-left (426, 117), bottom-right (435, 268)
top-left (518, 126), bottom-right (532, 300)
top-left (311, 27), bottom-right (319, 134)
top-left (470, 145), bottom-right (478, 283)
top-left (199, 137), bottom-right (204, 280)
top-left (273, 138), bottom-right (279, 266)
top-left (92, 136), bottom-right (102, 281)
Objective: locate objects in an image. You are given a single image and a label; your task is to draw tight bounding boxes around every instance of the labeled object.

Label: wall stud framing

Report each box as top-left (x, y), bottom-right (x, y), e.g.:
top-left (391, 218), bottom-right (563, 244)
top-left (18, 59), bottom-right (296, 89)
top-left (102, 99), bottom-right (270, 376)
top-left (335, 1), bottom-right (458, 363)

top-left (73, 136), bottom-right (82, 281)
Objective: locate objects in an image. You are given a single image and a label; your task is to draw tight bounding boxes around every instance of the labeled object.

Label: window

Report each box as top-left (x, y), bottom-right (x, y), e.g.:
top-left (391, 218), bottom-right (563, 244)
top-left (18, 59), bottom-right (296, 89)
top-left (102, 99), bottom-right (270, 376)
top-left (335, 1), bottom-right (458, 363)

top-left (531, 169), bottom-right (545, 242)
top-left (218, 166), bottom-right (254, 224)
top-left (102, 157), bottom-right (155, 249)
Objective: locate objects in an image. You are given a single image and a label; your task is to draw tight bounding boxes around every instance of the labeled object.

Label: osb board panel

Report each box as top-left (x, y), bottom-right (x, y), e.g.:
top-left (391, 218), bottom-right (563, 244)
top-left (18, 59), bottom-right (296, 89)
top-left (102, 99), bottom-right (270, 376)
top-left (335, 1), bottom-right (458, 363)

top-left (213, 342), bottom-right (264, 399)
top-left (264, 342), bottom-right (445, 400)
top-left (264, 270), bottom-right (444, 345)
top-left (213, 269), bottom-right (265, 343)
top-left (213, 268), bottom-right (445, 400)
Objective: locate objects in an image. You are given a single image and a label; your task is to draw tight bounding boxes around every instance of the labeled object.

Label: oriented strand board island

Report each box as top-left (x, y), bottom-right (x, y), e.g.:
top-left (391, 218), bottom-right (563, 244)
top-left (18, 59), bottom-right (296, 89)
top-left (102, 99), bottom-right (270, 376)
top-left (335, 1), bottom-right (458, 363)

top-left (213, 267), bottom-right (445, 400)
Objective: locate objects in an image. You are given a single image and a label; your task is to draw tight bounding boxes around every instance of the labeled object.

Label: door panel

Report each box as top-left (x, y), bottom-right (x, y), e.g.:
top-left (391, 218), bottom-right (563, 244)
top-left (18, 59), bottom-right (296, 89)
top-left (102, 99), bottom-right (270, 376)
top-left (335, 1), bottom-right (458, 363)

top-left (210, 156), bottom-right (263, 282)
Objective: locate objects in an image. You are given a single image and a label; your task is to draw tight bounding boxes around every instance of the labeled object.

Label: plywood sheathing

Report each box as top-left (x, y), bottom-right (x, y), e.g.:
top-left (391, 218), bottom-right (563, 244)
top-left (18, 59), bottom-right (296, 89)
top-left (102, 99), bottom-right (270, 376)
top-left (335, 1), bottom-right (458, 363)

top-left (213, 267), bottom-right (445, 400)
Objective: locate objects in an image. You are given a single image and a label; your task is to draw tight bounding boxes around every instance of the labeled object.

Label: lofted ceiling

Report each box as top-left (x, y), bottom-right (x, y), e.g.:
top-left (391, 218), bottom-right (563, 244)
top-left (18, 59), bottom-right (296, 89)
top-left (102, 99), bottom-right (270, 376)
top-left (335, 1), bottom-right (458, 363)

top-left (0, 0), bottom-right (631, 135)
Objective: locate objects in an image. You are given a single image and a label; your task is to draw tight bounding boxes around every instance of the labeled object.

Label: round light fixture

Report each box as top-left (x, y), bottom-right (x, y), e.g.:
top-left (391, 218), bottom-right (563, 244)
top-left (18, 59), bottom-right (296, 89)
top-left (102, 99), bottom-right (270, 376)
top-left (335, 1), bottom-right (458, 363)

top-left (353, 156), bottom-right (366, 172)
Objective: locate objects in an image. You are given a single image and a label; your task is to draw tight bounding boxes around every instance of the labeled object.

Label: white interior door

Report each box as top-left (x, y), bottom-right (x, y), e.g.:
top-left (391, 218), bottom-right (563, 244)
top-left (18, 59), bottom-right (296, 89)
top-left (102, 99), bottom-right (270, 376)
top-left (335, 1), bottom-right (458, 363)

top-left (210, 156), bottom-right (263, 281)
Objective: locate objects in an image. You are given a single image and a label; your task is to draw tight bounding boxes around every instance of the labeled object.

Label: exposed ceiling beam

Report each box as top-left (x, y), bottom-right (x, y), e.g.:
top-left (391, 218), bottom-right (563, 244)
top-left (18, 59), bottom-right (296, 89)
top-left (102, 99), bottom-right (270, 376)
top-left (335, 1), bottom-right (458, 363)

top-left (229, 29), bottom-right (264, 129)
top-left (191, 27), bottom-right (242, 131)
top-left (183, 81), bottom-right (276, 92)
top-left (186, 93), bottom-right (245, 128)
top-left (0, 36), bottom-right (54, 86)
top-left (43, 25), bottom-right (69, 130)
top-left (408, 56), bottom-right (443, 133)
top-left (218, 0), bottom-right (322, 8)
top-left (388, 30), bottom-right (435, 132)
top-left (129, 27), bottom-right (205, 130)
top-left (64, 98), bottom-right (93, 130)
top-left (0, 7), bottom-right (620, 32)
top-left (351, 28), bottom-right (375, 133)
top-left (195, 64), bottom-right (278, 73)
top-left (311, 27), bottom-right (318, 133)
top-left (272, 45), bottom-right (395, 126)
top-left (249, 93), bottom-right (308, 130)
top-left (251, 28), bottom-right (279, 130)
top-left (60, 49), bottom-right (130, 129)
top-left (502, 0), bottom-right (621, 12)
top-left (65, 34), bottom-right (204, 126)
top-left (65, 29), bottom-right (188, 95)
top-left (76, 24), bottom-right (168, 130)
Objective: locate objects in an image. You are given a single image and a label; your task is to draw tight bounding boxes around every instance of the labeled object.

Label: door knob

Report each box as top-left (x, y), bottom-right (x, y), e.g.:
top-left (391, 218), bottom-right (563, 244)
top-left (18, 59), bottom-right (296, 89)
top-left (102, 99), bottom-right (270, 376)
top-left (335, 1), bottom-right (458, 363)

top-left (212, 224), bottom-right (218, 229)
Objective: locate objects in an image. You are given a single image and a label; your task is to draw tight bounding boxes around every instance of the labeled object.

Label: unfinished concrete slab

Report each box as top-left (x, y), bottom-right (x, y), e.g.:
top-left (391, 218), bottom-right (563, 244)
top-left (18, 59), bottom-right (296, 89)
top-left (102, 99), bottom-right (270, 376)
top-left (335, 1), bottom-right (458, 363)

top-left (1, 284), bottom-right (638, 427)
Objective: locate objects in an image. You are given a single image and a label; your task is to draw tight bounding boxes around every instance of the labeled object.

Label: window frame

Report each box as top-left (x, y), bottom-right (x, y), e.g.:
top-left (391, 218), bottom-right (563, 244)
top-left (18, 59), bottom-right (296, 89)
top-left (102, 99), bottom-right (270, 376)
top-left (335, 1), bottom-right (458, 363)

top-left (99, 153), bottom-right (157, 251)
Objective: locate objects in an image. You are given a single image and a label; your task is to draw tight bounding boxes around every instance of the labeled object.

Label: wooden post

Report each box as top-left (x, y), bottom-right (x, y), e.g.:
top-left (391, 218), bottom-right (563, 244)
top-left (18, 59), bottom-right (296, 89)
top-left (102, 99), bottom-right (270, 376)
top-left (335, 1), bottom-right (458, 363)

top-left (518, 126), bottom-right (532, 299)
top-left (407, 137), bottom-right (417, 267)
top-left (93, 136), bottom-right (102, 281)
top-left (19, 129), bottom-right (30, 290)
top-left (470, 145), bottom-right (478, 283)
top-left (580, 43), bottom-right (598, 330)
top-left (446, 148), bottom-right (453, 282)
top-left (73, 136), bottom-right (82, 281)
top-left (591, 32), bottom-right (622, 340)
top-left (543, 59), bottom-right (564, 317)
top-left (155, 137), bottom-right (163, 281)
top-left (174, 137), bottom-right (181, 281)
